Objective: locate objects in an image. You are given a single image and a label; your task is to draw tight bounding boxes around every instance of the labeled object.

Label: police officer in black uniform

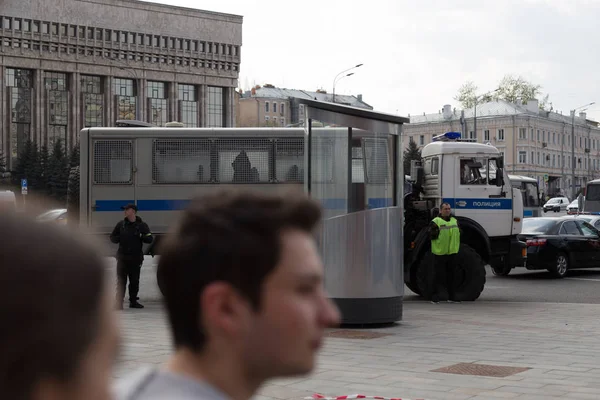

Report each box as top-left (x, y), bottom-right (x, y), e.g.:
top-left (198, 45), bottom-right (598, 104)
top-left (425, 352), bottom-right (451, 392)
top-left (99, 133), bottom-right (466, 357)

top-left (110, 203), bottom-right (153, 309)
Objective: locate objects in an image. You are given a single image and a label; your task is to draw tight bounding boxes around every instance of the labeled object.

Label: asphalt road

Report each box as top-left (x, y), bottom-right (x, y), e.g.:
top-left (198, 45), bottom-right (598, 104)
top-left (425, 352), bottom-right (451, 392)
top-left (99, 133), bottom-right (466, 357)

top-left (404, 265), bottom-right (600, 304)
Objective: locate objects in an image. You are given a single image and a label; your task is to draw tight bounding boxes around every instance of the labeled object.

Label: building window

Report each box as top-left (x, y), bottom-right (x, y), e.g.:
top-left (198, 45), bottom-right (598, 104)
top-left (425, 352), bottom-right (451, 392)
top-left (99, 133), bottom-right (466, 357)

top-left (553, 132), bottom-right (556, 144)
top-left (148, 81), bottom-right (168, 127)
top-left (468, 130), bottom-right (476, 141)
top-left (519, 128), bottom-right (527, 140)
top-left (45, 72), bottom-right (69, 150)
top-left (207, 86), bottom-right (225, 127)
top-left (113, 78), bottom-right (137, 120)
top-left (178, 84), bottom-right (197, 128)
top-left (518, 151), bottom-right (526, 164)
top-left (484, 129), bottom-right (490, 141)
top-left (6, 68), bottom-right (33, 166)
top-left (273, 103), bottom-right (277, 113)
top-left (531, 128), bottom-right (534, 141)
top-left (81, 75), bottom-right (103, 127)
top-left (498, 129), bottom-right (505, 141)
top-left (537, 130), bottom-right (540, 141)
top-left (531, 151), bottom-right (534, 165)
top-left (419, 135), bottom-right (424, 145)
top-left (537, 152), bottom-right (540, 164)
top-left (280, 103), bottom-right (285, 115)
top-left (265, 102), bottom-right (269, 113)
top-left (552, 154), bottom-right (556, 167)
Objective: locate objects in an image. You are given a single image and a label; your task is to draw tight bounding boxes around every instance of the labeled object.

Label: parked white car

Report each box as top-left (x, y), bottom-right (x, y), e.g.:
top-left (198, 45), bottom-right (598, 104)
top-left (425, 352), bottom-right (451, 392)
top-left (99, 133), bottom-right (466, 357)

top-left (543, 196), bottom-right (570, 213)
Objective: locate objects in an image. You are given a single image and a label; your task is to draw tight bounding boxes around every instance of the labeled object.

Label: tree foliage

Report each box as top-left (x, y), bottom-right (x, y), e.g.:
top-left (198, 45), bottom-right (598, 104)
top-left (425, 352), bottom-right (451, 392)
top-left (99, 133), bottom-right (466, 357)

top-left (454, 75), bottom-right (550, 110)
top-left (47, 139), bottom-right (70, 203)
top-left (10, 139), bottom-right (74, 206)
top-left (403, 139), bottom-right (422, 175)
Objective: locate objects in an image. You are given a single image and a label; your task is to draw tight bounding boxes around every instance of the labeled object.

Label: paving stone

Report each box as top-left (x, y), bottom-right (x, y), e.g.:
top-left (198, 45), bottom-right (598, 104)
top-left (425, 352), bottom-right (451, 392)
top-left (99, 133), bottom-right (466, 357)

top-left (112, 294), bottom-right (600, 400)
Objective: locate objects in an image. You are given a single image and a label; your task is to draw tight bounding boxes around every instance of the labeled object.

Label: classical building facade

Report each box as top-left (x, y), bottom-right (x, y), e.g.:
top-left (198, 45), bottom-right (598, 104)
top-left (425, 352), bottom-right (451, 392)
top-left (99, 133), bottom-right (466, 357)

top-left (1, 0), bottom-right (242, 168)
top-left (404, 100), bottom-right (600, 197)
top-left (237, 86), bottom-right (372, 127)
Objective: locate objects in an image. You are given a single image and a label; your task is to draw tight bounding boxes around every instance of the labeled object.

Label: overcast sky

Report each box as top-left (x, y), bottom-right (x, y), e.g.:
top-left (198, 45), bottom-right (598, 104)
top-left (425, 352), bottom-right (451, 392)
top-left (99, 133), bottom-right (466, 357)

top-left (144, 0), bottom-right (600, 121)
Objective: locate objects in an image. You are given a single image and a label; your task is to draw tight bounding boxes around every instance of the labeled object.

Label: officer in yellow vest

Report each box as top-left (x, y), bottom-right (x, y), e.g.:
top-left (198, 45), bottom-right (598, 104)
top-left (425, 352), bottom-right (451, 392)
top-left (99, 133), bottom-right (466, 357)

top-left (430, 202), bottom-right (461, 304)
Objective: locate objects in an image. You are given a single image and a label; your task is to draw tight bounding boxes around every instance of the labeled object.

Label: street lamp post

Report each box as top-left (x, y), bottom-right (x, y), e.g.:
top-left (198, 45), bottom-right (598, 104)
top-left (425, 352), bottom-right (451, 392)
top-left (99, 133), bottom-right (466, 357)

top-left (571, 102), bottom-right (595, 199)
top-left (332, 63), bottom-right (363, 103)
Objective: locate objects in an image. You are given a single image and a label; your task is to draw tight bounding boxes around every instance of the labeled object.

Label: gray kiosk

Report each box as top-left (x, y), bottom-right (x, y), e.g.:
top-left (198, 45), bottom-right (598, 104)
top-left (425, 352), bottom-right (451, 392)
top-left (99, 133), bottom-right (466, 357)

top-left (298, 98), bottom-right (409, 324)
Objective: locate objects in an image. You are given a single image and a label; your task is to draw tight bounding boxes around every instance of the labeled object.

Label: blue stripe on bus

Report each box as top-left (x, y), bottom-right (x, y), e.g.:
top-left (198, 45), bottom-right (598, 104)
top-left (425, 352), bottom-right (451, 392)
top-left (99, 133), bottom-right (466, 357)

top-left (138, 199), bottom-right (191, 211)
top-left (443, 198), bottom-right (513, 210)
top-left (95, 200), bottom-right (135, 212)
top-left (368, 198), bottom-right (393, 208)
top-left (523, 209), bottom-right (533, 217)
top-left (95, 198), bottom-right (393, 212)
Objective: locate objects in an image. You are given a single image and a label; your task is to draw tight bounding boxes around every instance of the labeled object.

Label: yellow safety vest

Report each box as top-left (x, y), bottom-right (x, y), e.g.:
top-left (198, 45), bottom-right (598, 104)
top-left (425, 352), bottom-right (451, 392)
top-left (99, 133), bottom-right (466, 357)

top-left (431, 216), bottom-right (460, 255)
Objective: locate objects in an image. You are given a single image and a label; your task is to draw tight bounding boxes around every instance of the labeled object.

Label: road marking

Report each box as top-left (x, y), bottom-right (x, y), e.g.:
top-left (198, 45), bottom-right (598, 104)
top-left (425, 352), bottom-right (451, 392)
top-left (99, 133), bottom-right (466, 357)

top-left (484, 286), bottom-right (510, 289)
top-left (565, 277), bottom-right (600, 282)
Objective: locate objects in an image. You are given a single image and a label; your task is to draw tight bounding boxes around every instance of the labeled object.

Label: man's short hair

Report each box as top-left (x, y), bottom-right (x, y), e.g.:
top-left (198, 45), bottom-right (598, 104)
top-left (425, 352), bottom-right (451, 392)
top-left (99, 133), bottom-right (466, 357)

top-left (440, 202), bottom-right (451, 209)
top-left (0, 213), bottom-right (106, 399)
top-left (157, 189), bottom-right (322, 352)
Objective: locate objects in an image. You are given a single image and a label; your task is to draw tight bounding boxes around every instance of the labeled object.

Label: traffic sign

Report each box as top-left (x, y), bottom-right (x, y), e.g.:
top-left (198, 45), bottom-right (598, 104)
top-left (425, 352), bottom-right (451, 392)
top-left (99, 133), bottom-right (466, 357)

top-left (21, 187), bottom-right (28, 195)
top-left (21, 178), bottom-right (27, 188)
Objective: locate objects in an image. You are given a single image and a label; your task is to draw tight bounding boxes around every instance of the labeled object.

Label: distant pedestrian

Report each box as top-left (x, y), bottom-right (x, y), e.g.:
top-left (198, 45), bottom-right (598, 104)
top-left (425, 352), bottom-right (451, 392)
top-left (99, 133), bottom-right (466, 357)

top-left (430, 202), bottom-right (461, 304)
top-left (114, 189), bottom-right (340, 400)
top-left (0, 212), bottom-right (120, 400)
top-left (111, 203), bottom-right (153, 309)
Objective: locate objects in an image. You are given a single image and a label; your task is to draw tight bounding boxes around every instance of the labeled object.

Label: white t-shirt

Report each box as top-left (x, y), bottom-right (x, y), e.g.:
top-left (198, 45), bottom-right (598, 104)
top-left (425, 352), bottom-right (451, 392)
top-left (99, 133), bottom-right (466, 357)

top-left (114, 367), bottom-right (230, 400)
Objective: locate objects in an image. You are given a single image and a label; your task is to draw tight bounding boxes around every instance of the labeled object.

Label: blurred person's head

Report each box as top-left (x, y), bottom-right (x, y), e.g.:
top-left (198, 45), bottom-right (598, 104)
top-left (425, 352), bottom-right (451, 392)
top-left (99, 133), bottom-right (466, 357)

top-left (157, 189), bottom-right (340, 390)
top-left (121, 204), bottom-right (137, 221)
top-left (0, 213), bottom-right (119, 400)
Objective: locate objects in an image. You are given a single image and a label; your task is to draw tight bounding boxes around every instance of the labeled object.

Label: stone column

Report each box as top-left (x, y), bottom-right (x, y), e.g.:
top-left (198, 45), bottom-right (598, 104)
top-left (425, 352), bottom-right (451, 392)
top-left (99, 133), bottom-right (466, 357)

top-left (138, 78), bottom-right (146, 122)
top-left (199, 84), bottom-right (206, 127)
top-left (70, 71), bottom-right (80, 149)
top-left (170, 81), bottom-right (177, 123)
top-left (34, 69), bottom-right (44, 147)
top-left (105, 76), bottom-right (112, 126)
top-left (0, 64), bottom-right (5, 158)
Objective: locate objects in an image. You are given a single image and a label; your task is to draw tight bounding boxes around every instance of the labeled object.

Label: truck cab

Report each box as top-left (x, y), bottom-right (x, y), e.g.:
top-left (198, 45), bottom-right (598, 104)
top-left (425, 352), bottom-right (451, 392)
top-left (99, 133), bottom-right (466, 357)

top-left (403, 132), bottom-right (527, 299)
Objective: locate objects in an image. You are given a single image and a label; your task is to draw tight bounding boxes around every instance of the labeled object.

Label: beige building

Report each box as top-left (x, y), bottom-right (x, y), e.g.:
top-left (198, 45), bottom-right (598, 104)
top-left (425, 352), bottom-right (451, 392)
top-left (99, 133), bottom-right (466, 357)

top-left (404, 99), bottom-right (600, 197)
top-left (1, 0), bottom-right (242, 169)
top-left (237, 85), bottom-right (372, 127)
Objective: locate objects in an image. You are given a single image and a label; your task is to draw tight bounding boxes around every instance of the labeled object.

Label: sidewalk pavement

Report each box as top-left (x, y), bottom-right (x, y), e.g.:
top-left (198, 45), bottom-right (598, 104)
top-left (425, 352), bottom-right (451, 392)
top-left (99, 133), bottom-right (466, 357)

top-left (113, 293), bottom-right (600, 400)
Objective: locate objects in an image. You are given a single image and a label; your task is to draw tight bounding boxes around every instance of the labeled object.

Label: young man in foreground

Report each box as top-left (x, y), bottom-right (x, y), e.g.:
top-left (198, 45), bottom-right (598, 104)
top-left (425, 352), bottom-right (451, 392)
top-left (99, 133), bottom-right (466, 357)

top-left (115, 189), bottom-right (341, 400)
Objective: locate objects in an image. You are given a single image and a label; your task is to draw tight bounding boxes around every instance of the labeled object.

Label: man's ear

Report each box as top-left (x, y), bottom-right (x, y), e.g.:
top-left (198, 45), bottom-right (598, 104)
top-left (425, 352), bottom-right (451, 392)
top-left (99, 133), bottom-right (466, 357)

top-left (201, 282), bottom-right (251, 339)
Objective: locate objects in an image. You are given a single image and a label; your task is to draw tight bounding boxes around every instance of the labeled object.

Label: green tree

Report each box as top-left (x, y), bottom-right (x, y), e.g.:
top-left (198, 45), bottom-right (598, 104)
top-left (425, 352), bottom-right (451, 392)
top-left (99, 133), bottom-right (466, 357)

top-left (13, 139), bottom-right (41, 190)
top-left (403, 139), bottom-right (422, 175)
top-left (47, 139), bottom-right (69, 204)
top-left (455, 75), bottom-right (550, 110)
top-left (69, 141), bottom-right (80, 169)
top-left (0, 150), bottom-right (6, 174)
top-left (37, 145), bottom-right (50, 195)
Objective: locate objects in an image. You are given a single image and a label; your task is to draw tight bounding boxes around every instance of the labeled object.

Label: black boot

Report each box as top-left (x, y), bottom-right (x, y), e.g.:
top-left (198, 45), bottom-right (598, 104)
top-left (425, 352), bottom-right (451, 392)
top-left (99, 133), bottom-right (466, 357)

top-left (129, 300), bottom-right (144, 309)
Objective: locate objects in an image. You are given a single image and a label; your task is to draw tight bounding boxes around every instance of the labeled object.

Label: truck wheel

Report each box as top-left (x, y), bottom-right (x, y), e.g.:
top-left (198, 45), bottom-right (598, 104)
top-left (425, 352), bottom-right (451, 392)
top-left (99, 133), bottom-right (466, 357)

top-left (491, 265), bottom-right (511, 276)
top-left (405, 266), bottom-right (422, 296)
top-left (416, 244), bottom-right (486, 301)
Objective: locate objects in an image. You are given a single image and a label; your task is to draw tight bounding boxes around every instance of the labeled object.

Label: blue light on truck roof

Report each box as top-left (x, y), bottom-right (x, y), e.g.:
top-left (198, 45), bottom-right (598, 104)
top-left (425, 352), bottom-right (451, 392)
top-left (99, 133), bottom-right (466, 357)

top-left (432, 131), bottom-right (461, 142)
